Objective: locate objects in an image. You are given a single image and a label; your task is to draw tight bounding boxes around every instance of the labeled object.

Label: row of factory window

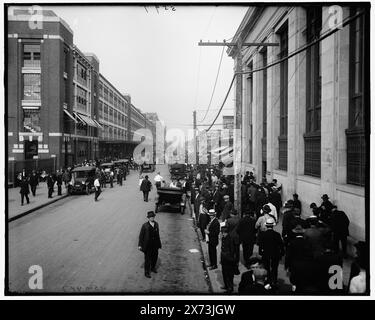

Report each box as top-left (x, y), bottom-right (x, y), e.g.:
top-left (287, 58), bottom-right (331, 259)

top-left (98, 82), bottom-right (127, 113)
top-left (99, 102), bottom-right (128, 128)
top-left (100, 125), bottom-right (128, 141)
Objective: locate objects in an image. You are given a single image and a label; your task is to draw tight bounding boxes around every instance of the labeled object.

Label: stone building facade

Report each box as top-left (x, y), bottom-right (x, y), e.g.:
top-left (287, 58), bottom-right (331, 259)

top-left (229, 5), bottom-right (369, 240)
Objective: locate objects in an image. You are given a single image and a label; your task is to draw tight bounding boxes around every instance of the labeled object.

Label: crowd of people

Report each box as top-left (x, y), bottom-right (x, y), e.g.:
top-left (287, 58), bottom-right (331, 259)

top-left (15, 157), bottom-right (137, 205)
top-left (189, 169), bottom-right (367, 295)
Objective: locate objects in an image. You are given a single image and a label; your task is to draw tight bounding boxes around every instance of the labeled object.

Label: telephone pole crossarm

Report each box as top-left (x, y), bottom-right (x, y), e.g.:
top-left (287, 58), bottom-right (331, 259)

top-left (198, 41), bottom-right (278, 47)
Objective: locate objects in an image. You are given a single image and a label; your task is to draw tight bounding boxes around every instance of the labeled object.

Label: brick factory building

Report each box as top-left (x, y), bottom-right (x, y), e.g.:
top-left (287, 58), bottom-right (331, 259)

top-left (7, 9), bottom-right (158, 183)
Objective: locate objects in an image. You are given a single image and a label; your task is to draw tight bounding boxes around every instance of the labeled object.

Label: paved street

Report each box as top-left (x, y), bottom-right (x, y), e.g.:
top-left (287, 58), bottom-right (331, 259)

top-left (8, 165), bottom-right (210, 294)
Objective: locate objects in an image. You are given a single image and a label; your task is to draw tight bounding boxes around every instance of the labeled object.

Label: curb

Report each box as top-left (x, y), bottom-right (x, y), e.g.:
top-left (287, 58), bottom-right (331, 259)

top-left (190, 202), bottom-right (215, 294)
top-left (8, 194), bottom-right (69, 222)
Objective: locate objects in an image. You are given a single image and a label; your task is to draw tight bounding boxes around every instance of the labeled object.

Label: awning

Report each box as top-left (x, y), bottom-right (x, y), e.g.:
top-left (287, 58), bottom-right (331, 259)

top-left (93, 119), bottom-right (103, 129)
top-left (73, 112), bottom-right (99, 128)
top-left (73, 112), bottom-right (87, 125)
top-left (64, 109), bottom-right (78, 123)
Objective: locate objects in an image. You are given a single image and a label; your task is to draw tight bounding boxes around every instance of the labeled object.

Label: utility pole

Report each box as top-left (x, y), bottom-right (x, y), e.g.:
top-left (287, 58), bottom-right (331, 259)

top-left (193, 110), bottom-right (198, 165)
top-left (234, 41), bottom-right (243, 214)
top-left (198, 39), bottom-right (278, 215)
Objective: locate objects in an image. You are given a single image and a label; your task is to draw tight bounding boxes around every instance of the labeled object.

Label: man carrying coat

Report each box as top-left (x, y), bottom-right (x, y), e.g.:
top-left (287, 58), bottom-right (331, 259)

top-left (138, 211), bottom-right (162, 278)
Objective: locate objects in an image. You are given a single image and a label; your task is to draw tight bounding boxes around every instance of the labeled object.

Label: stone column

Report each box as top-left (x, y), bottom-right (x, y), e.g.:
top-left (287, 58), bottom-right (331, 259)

top-left (252, 52), bottom-right (263, 180)
top-left (266, 32), bottom-right (280, 176)
top-left (320, 6), bottom-right (338, 198)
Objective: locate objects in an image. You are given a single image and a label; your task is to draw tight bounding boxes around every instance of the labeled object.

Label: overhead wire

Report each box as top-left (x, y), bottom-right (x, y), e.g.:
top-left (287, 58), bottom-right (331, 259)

top-left (199, 45), bottom-right (226, 123)
top-left (205, 9), bottom-right (365, 133)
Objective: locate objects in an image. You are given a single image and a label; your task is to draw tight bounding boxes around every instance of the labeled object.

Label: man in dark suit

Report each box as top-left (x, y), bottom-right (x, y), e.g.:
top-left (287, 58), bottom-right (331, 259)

top-left (20, 176), bottom-right (30, 205)
top-left (220, 225), bottom-right (237, 294)
top-left (28, 170), bottom-right (39, 197)
top-left (221, 195), bottom-right (233, 222)
top-left (319, 194), bottom-right (334, 225)
top-left (56, 170), bottom-right (63, 195)
top-left (226, 209), bottom-right (241, 274)
top-left (47, 173), bottom-right (55, 198)
top-left (205, 209), bottom-right (220, 269)
top-left (237, 211), bottom-right (256, 268)
top-left (138, 211), bottom-right (162, 278)
top-left (330, 206), bottom-right (350, 256)
top-left (258, 218), bottom-right (285, 285)
top-left (285, 225), bottom-right (313, 272)
top-left (140, 175), bottom-right (152, 202)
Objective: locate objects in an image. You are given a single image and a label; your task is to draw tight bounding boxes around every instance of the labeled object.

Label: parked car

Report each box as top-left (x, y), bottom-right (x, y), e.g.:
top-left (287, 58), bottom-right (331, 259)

top-left (169, 163), bottom-right (187, 180)
top-left (68, 166), bottom-right (97, 195)
top-left (100, 162), bottom-right (115, 182)
top-left (141, 163), bottom-right (154, 173)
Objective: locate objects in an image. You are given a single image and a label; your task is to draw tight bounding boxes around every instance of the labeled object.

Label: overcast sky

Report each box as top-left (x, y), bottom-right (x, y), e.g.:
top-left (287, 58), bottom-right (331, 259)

top-left (46, 5), bottom-right (248, 131)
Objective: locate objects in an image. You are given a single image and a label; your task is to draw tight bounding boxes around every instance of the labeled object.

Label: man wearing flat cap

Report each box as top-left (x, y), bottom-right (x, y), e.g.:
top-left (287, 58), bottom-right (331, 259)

top-left (138, 211), bottom-right (162, 278)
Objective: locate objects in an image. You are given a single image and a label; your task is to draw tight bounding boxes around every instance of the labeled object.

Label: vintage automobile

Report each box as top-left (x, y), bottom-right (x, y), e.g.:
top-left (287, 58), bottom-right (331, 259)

top-left (169, 163), bottom-right (187, 180)
top-left (100, 162), bottom-right (115, 182)
top-left (155, 187), bottom-right (186, 214)
top-left (141, 162), bottom-right (154, 173)
top-left (68, 166), bottom-right (97, 195)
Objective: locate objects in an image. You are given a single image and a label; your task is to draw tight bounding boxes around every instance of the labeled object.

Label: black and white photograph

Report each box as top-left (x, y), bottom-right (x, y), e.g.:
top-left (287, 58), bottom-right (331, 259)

top-left (3, 1), bottom-right (370, 297)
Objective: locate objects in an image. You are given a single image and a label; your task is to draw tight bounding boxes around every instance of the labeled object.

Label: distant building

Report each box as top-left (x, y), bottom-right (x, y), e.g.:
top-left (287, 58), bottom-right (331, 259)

top-left (222, 115), bottom-right (234, 130)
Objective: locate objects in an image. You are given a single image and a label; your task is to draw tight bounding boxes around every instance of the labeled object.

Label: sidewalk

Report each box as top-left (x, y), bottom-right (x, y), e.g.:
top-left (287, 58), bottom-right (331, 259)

top-left (7, 183), bottom-right (69, 221)
top-left (193, 207), bottom-right (355, 295)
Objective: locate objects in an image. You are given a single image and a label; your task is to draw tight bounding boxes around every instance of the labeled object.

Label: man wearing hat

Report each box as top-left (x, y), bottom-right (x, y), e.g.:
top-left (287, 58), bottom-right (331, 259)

top-left (198, 199), bottom-right (209, 241)
top-left (319, 194), bottom-right (334, 224)
top-left (138, 211), bottom-right (162, 278)
top-left (255, 205), bottom-right (276, 233)
top-left (220, 225), bottom-right (237, 294)
top-left (304, 215), bottom-right (330, 258)
top-left (258, 218), bottom-right (285, 285)
top-left (205, 209), bottom-right (220, 269)
top-left (309, 202), bottom-right (322, 219)
top-left (221, 194), bottom-right (233, 222)
top-left (226, 209), bottom-right (241, 274)
top-left (285, 225), bottom-right (312, 271)
top-left (237, 211), bottom-right (257, 268)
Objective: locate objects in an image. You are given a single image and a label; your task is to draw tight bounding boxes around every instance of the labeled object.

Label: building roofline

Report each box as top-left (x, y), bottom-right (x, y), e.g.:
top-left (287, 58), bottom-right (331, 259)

top-left (99, 73), bottom-right (129, 102)
top-left (7, 7), bottom-right (74, 35)
top-left (227, 7), bottom-right (264, 57)
top-left (84, 52), bottom-right (100, 63)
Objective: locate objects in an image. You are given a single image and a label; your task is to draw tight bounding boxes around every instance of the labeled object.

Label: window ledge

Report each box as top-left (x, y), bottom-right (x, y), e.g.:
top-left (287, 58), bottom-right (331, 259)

top-left (297, 174), bottom-right (321, 186)
top-left (273, 169), bottom-right (288, 177)
top-left (336, 184), bottom-right (365, 197)
top-left (22, 67), bottom-right (41, 74)
top-left (22, 100), bottom-right (41, 107)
